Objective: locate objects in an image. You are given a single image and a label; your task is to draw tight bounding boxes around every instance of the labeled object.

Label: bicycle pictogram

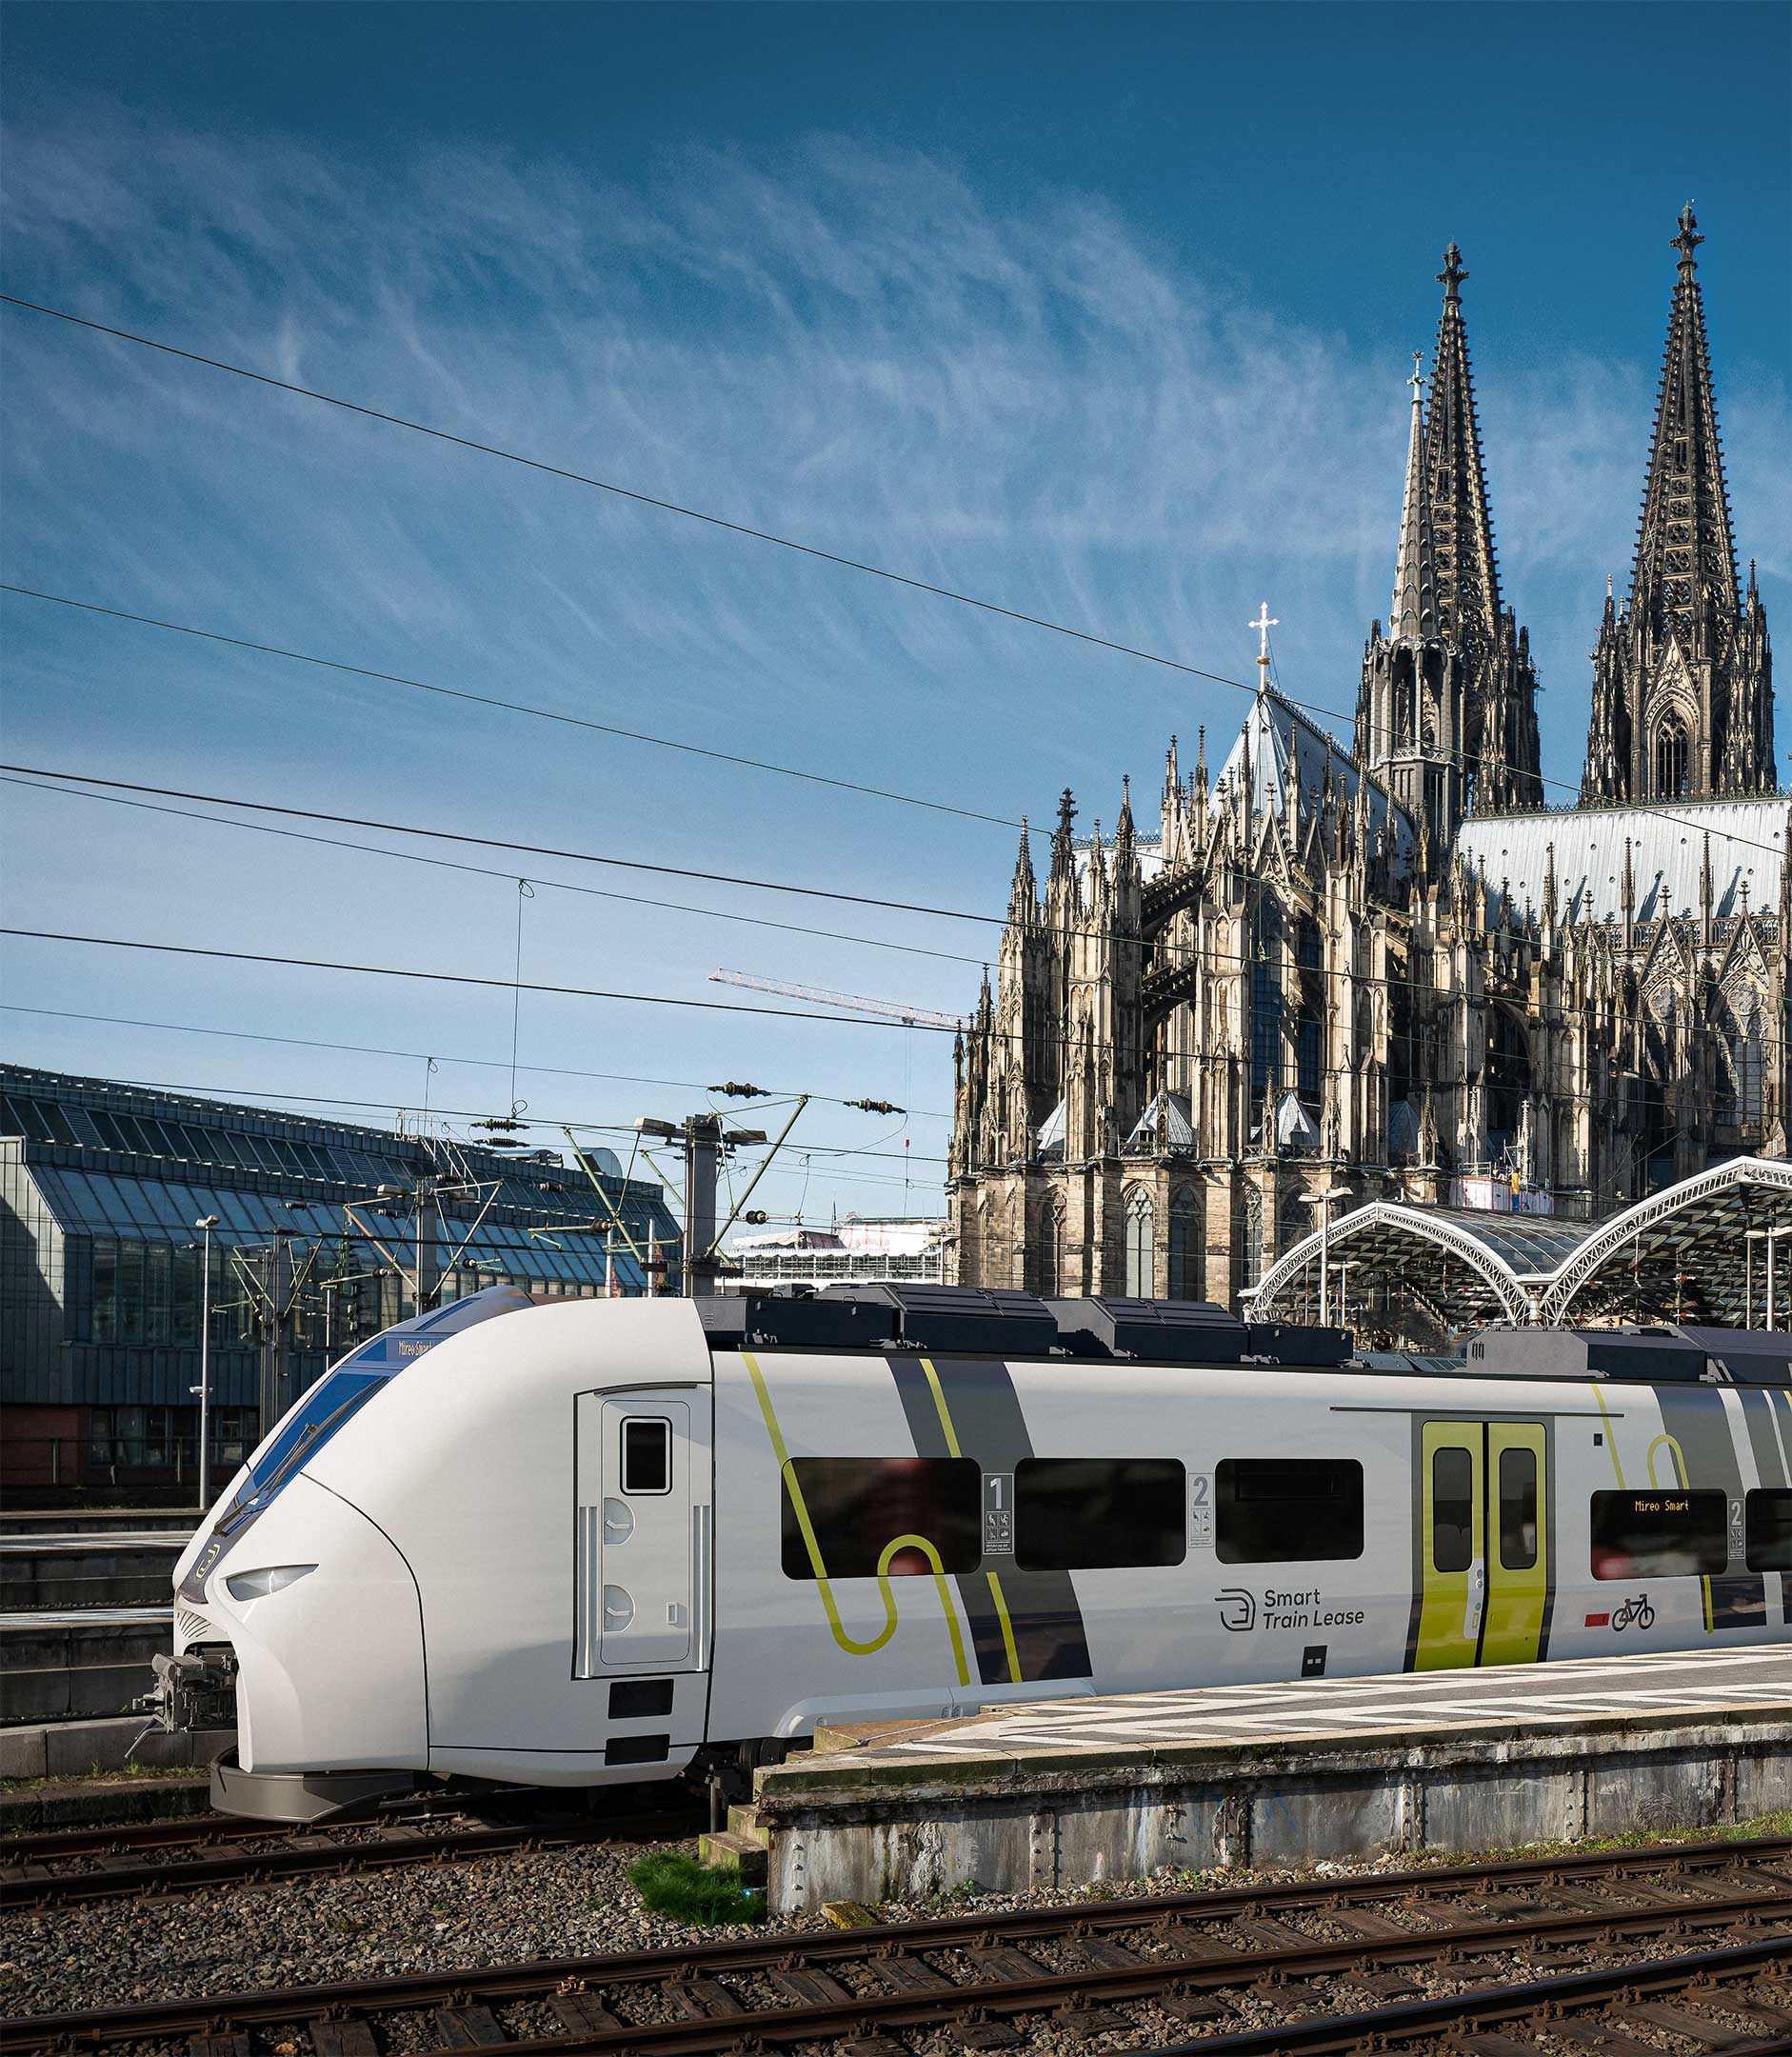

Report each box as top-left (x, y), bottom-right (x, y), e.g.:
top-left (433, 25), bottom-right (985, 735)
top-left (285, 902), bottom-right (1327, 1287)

top-left (1611, 1592), bottom-right (1655, 1631)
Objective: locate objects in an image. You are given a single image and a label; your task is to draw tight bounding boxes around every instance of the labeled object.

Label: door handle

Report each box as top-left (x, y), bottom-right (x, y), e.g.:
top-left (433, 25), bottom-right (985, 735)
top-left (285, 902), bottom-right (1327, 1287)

top-left (1463, 1556), bottom-right (1485, 1638)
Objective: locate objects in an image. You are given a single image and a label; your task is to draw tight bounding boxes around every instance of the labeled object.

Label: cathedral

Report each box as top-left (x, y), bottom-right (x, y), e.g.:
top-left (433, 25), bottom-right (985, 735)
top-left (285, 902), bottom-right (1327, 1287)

top-left (947, 210), bottom-right (1782, 1325)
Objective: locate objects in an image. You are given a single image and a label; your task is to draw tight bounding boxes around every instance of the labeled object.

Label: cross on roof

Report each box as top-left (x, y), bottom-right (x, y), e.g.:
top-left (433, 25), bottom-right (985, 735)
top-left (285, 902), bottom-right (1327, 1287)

top-left (1249, 602), bottom-right (1279, 672)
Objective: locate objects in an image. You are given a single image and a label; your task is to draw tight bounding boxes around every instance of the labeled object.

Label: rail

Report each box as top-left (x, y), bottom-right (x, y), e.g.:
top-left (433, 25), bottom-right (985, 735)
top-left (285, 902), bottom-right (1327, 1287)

top-left (0, 1793), bottom-right (706, 1913)
top-left (7, 1830), bottom-right (1788, 2054)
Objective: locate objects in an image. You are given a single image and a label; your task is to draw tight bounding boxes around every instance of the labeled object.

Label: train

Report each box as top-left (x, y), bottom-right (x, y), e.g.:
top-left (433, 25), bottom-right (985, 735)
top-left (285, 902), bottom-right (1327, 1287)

top-left (154, 1283), bottom-right (1792, 1822)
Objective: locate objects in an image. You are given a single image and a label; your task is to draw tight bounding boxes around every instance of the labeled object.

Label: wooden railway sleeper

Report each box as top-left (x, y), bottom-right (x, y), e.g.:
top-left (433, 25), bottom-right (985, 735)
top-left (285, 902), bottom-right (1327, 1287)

top-left (308, 2019), bottom-right (377, 2057)
top-left (13, 1870), bottom-right (1792, 2057)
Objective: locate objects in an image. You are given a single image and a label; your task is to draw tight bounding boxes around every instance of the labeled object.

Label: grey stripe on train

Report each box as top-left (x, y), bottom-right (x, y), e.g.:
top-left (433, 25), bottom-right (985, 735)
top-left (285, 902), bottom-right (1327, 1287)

top-left (886, 1355), bottom-right (1093, 1687)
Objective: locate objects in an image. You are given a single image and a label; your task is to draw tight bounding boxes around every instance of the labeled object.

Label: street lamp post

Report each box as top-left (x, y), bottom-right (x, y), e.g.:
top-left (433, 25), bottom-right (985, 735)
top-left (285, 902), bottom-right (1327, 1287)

top-left (1773, 1228), bottom-right (1792, 1334)
top-left (192, 1215), bottom-right (220, 1510)
top-left (1750, 1227), bottom-right (1792, 1331)
top-left (1301, 1185), bottom-right (1354, 1326)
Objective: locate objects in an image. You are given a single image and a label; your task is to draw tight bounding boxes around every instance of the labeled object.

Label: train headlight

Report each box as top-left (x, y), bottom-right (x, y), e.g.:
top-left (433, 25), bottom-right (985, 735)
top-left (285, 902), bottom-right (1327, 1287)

top-left (224, 1563), bottom-right (318, 1602)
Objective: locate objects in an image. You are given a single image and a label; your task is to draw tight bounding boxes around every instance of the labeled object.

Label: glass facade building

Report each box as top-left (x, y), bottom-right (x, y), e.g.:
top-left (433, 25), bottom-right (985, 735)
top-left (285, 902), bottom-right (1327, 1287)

top-left (0, 1066), bottom-right (680, 1495)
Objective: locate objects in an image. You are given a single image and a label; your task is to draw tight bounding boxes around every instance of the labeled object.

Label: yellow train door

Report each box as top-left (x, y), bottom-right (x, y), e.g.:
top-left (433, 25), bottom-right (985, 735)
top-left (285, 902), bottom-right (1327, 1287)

top-left (1415, 1419), bottom-right (1550, 1670)
top-left (1483, 1422), bottom-right (1548, 1667)
top-left (1416, 1423), bottom-right (1483, 1669)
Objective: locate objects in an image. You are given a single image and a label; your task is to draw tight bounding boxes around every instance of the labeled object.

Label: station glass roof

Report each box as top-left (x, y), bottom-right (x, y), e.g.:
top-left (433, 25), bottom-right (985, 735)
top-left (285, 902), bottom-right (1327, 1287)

top-left (1253, 1156), bottom-right (1792, 1335)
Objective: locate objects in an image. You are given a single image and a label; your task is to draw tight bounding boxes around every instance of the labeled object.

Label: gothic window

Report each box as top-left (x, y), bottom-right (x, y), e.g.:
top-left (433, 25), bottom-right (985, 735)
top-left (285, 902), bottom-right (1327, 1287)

top-left (1486, 1009), bottom-right (1531, 1155)
top-left (1295, 915), bottom-right (1324, 1111)
top-left (1393, 651), bottom-right (1415, 746)
top-left (1722, 1006), bottom-right (1766, 1129)
top-left (1654, 717), bottom-right (1689, 799)
top-left (1037, 1203), bottom-right (1063, 1298)
top-left (1125, 1190), bottom-right (1155, 1299)
top-left (1742, 1011), bottom-right (1765, 1125)
top-left (1387, 964), bottom-right (1415, 1112)
top-left (1231, 1186), bottom-right (1263, 1295)
top-left (1167, 1188), bottom-right (1200, 1301)
top-left (1250, 892), bottom-right (1283, 1116)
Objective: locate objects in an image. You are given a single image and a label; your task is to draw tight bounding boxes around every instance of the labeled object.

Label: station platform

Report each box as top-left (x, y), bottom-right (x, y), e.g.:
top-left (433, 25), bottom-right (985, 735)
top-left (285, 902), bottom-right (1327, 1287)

top-left (748, 1646), bottom-right (1792, 1914)
top-left (0, 1607), bottom-right (173, 1725)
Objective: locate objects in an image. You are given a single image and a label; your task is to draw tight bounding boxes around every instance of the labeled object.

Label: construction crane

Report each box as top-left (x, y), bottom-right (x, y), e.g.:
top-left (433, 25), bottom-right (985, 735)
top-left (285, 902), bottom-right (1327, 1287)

top-left (709, 969), bottom-right (965, 1031)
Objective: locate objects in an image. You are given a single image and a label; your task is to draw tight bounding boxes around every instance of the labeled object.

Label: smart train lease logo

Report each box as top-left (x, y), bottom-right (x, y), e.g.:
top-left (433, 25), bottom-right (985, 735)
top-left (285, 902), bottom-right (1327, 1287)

top-left (1214, 1588), bottom-right (1257, 1632)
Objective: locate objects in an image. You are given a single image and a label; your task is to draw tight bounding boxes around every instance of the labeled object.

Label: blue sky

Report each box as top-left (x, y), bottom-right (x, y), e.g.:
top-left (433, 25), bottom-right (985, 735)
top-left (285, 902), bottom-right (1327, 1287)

top-left (3, 2), bottom-right (1787, 1229)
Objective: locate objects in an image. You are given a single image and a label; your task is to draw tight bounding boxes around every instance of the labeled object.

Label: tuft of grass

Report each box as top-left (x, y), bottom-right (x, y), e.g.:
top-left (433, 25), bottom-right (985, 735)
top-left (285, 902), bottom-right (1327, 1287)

top-left (627, 1851), bottom-right (767, 1927)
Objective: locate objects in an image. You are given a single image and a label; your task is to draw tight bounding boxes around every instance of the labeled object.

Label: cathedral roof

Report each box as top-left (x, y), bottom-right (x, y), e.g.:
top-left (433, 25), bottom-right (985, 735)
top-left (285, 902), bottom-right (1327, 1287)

top-left (1215, 689), bottom-right (1418, 877)
top-left (1457, 794), bottom-right (1786, 925)
top-left (1125, 1089), bottom-right (1197, 1151)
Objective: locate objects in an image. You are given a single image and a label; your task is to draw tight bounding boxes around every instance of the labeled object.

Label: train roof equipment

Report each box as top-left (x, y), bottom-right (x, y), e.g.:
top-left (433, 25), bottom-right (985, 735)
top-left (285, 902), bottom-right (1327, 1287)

top-left (1468, 1324), bottom-right (1791, 1386)
top-left (698, 1286), bottom-right (1790, 1383)
top-left (697, 1284), bottom-right (1347, 1364)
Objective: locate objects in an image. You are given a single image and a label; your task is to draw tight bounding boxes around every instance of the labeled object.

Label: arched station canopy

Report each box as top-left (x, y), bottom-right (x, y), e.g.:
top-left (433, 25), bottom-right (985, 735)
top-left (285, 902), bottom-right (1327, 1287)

top-left (1249, 1157), bottom-right (1792, 1338)
top-left (1539, 1155), bottom-right (1792, 1326)
top-left (1250, 1203), bottom-right (1583, 1330)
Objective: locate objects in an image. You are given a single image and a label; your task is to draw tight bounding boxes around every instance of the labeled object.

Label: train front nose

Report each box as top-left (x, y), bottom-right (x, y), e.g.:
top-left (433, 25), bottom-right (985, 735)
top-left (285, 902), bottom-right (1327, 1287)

top-left (198, 1472), bottom-right (428, 1798)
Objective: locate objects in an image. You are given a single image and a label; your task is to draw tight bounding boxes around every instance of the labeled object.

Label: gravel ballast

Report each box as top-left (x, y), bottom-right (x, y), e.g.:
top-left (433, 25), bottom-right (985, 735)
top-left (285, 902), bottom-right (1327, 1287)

top-left (3, 1825), bottom-right (1783, 2045)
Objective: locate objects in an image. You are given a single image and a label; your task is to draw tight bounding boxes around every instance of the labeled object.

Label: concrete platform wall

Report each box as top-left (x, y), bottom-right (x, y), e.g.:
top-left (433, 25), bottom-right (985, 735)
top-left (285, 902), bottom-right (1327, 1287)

top-left (0, 1713), bottom-right (234, 1783)
top-left (754, 1713), bottom-right (1792, 1914)
top-left (2, 1621), bottom-right (169, 1722)
top-left (1, 1548), bottom-right (183, 1608)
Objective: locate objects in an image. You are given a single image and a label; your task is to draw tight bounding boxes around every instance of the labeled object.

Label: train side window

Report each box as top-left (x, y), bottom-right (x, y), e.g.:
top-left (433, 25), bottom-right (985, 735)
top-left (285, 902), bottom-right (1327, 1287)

top-left (1215, 1459), bottom-right (1363, 1564)
top-left (781, 1457), bottom-right (982, 1579)
top-left (1497, 1448), bottom-right (1538, 1570)
top-left (1589, 1488), bottom-right (1726, 1580)
top-left (1431, 1448), bottom-right (1474, 1573)
top-left (1014, 1458), bottom-right (1186, 1571)
top-left (621, 1417), bottom-right (671, 1495)
top-left (1744, 1488), bottom-right (1792, 1572)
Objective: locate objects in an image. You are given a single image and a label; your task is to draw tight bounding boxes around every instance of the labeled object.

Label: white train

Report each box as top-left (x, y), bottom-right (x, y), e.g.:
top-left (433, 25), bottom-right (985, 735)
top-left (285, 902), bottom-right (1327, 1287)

top-left (159, 1285), bottom-right (1792, 1822)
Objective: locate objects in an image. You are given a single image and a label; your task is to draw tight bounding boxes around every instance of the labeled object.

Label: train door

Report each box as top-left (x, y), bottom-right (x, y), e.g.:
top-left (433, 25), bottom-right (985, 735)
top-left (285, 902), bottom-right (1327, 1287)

top-left (574, 1390), bottom-right (712, 1676)
top-left (1415, 1420), bottom-right (1548, 1669)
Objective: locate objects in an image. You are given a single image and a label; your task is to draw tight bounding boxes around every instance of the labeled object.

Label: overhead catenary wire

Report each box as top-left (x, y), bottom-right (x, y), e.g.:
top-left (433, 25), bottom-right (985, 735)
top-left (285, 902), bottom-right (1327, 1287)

top-left (3, 303), bottom-right (1783, 861)
top-left (3, 764), bottom-right (1757, 1022)
top-left (0, 584), bottom-right (1025, 834)
top-left (0, 762), bottom-right (997, 926)
top-left (0, 918), bottom-right (1583, 1095)
top-left (27, 1073), bottom-right (952, 1168)
top-left (0, 775), bottom-right (986, 969)
top-left (0, 927), bottom-right (963, 1030)
top-left (0, 1003), bottom-right (956, 1119)
top-left (0, 297), bottom-right (1258, 699)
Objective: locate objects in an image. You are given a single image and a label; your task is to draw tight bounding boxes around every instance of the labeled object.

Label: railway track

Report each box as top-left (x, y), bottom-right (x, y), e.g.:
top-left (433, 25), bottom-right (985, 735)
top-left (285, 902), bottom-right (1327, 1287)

top-left (7, 1831), bottom-right (1789, 2055)
top-left (0, 1794), bottom-right (706, 1911)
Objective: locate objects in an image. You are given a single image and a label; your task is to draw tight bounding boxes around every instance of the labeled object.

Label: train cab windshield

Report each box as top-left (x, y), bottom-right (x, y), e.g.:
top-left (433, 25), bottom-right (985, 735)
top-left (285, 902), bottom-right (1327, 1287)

top-left (180, 1286), bottom-right (532, 1601)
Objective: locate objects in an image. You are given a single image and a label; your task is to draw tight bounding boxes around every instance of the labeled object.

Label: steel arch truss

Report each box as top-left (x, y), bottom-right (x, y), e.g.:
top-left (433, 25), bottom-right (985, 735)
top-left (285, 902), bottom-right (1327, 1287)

top-left (1540, 1155), bottom-right (1792, 1325)
top-left (1251, 1203), bottom-right (1534, 1327)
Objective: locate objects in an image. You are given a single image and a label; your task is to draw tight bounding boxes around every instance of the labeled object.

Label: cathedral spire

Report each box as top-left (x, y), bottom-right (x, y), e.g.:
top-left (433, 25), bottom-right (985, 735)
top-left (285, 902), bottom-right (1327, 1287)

top-left (1008, 814), bottom-right (1037, 924)
top-left (1389, 352), bottom-right (1438, 641)
top-left (1360, 244), bottom-right (1541, 838)
top-left (1049, 788), bottom-right (1076, 878)
top-left (1631, 203), bottom-right (1741, 644)
top-left (1424, 243), bottom-right (1503, 660)
top-left (1583, 210), bottom-right (1773, 800)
